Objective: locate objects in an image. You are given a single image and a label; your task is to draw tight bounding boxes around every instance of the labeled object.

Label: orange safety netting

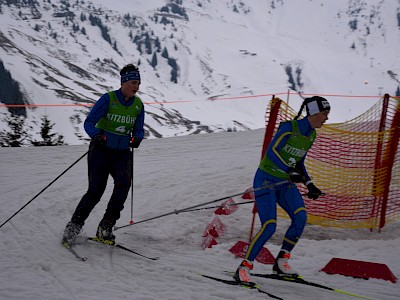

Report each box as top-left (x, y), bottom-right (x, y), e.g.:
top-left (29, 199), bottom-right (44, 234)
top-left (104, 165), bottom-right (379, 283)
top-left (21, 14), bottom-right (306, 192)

top-left (263, 94), bottom-right (400, 230)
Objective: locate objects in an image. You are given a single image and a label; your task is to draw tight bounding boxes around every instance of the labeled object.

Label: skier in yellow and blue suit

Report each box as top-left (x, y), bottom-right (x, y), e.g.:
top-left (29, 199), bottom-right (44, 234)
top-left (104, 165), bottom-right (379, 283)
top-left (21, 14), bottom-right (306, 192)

top-left (234, 96), bottom-right (330, 284)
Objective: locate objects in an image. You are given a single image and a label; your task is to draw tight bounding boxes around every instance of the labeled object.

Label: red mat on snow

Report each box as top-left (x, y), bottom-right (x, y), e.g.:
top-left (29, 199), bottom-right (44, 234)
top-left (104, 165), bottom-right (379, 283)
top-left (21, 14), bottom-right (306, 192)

top-left (229, 240), bottom-right (275, 264)
top-left (320, 257), bottom-right (397, 283)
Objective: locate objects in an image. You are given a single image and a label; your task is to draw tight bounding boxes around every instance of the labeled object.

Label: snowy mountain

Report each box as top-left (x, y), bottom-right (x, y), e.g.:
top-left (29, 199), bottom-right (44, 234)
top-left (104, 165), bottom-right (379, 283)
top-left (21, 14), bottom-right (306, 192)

top-left (0, 0), bottom-right (399, 144)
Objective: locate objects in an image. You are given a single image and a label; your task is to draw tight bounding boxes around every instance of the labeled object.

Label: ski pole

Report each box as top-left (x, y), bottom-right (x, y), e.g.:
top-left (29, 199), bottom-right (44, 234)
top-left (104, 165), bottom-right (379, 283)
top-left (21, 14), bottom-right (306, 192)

top-left (114, 180), bottom-right (288, 231)
top-left (181, 183), bottom-right (324, 214)
top-left (162, 188), bottom-right (325, 215)
top-left (0, 150), bottom-right (88, 229)
top-left (181, 191), bottom-right (326, 213)
top-left (180, 200), bottom-right (255, 213)
top-left (129, 148), bottom-right (134, 225)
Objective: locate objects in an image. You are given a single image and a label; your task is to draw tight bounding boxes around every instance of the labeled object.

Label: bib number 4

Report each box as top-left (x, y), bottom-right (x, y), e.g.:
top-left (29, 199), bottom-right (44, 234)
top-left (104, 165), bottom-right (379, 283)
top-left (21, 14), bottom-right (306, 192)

top-left (115, 126), bottom-right (127, 134)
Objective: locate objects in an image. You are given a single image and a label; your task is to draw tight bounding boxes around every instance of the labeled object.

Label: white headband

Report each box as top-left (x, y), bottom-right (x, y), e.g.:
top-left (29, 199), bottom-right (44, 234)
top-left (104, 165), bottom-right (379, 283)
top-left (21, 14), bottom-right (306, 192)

top-left (306, 98), bottom-right (330, 116)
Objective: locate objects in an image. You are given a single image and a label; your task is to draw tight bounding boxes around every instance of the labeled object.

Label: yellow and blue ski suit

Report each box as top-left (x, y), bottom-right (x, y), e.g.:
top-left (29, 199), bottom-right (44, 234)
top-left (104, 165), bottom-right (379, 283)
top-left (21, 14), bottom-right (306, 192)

top-left (245, 118), bottom-right (316, 261)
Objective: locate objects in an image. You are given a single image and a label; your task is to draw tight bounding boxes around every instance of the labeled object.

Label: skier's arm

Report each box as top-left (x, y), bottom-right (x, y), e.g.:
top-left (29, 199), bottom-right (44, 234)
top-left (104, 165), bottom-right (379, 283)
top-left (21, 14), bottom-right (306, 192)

top-left (132, 104), bottom-right (145, 140)
top-left (84, 94), bottom-right (110, 138)
top-left (265, 122), bottom-right (293, 172)
top-left (296, 156), bottom-right (312, 184)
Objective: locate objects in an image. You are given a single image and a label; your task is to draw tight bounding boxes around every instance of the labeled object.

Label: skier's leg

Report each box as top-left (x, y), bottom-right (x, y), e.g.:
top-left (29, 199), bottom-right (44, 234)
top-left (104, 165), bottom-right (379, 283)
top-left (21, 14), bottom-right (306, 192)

top-left (99, 150), bottom-right (132, 228)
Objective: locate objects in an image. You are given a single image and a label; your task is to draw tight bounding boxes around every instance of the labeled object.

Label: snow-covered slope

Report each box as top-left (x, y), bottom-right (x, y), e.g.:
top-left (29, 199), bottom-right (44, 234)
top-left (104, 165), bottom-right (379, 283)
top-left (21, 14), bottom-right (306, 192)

top-left (0, 130), bottom-right (399, 299)
top-left (0, 0), bottom-right (399, 144)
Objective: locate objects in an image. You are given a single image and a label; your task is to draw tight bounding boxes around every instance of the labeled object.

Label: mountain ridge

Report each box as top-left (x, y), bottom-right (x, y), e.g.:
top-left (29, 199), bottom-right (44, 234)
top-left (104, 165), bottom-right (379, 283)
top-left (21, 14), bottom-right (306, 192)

top-left (0, 0), bottom-right (399, 144)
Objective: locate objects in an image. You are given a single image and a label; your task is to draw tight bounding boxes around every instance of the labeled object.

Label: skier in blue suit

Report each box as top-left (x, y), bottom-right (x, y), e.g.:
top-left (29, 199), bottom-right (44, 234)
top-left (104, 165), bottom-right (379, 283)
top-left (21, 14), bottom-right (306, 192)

top-left (62, 64), bottom-right (145, 245)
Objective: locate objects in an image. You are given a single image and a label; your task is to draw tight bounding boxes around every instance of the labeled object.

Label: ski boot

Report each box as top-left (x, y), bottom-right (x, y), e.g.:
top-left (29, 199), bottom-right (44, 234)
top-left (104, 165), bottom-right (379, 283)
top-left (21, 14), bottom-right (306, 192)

top-left (96, 223), bottom-right (115, 243)
top-left (272, 250), bottom-right (299, 278)
top-left (62, 221), bottom-right (82, 245)
top-left (233, 259), bottom-right (255, 286)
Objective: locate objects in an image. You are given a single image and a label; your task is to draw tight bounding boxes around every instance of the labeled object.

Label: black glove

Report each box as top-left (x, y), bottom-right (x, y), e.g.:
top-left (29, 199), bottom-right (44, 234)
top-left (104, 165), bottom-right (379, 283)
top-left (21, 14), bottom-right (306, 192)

top-left (90, 134), bottom-right (106, 150)
top-left (287, 167), bottom-right (304, 183)
top-left (306, 183), bottom-right (323, 200)
top-left (129, 137), bottom-right (142, 148)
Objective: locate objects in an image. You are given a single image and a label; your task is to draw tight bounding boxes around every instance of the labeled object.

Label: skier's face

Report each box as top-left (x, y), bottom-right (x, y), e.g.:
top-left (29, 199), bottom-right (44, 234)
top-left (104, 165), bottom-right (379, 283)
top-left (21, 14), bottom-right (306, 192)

top-left (309, 110), bottom-right (329, 128)
top-left (121, 80), bottom-right (140, 101)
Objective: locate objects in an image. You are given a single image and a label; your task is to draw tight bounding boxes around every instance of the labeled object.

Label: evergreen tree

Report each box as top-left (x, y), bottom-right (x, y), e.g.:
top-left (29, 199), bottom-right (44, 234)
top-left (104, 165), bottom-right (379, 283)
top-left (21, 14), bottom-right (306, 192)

top-left (154, 37), bottom-right (161, 52)
top-left (168, 58), bottom-right (178, 83)
top-left (151, 52), bottom-right (158, 68)
top-left (72, 23), bottom-right (79, 33)
top-left (161, 47), bottom-right (169, 59)
top-left (0, 60), bottom-right (27, 117)
top-left (31, 115), bottom-right (65, 146)
top-left (145, 33), bottom-right (152, 54)
top-left (398, 12), bottom-right (400, 29)
top-left (285, 65), bottom-right (296, 90)
top-left (89, 14), bottom-right (111, 44)
top-left (80, 12), bottom-right (86, 22)
top-left (0, 115), bottom-right (31, 147)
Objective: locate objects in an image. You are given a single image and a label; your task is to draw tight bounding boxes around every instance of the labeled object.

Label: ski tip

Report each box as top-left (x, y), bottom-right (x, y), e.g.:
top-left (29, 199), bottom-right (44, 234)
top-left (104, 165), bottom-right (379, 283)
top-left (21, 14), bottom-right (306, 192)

top-left (144, 254), bottom-right (160, 261)
top-left (62, 241), bottom-right (88, 261)
top-left (241, 281), bottom-right (258, 289)
top-left (61, 241), bottom-right (71, 248)
top-left (333, 288), bottom-right (373, 300)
